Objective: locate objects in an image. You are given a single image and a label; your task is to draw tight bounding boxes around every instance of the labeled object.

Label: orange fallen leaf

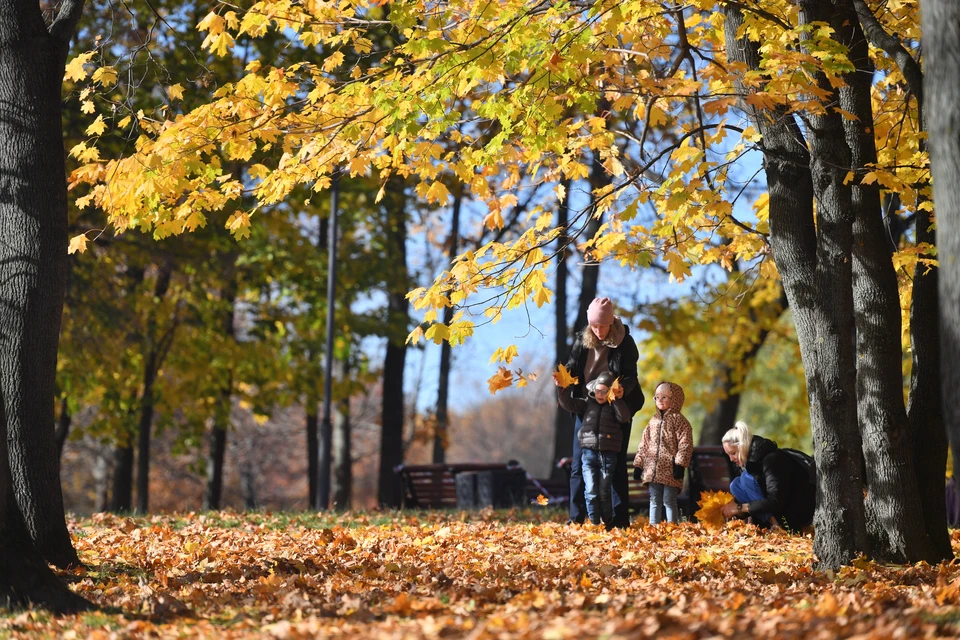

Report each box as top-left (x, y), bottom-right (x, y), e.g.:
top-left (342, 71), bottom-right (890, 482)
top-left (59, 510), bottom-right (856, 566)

top-left (536, 494), bottom-right (549, 506)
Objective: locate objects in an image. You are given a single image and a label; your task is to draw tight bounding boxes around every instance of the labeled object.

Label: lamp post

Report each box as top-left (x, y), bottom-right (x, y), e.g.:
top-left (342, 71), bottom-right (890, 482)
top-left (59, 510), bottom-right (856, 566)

top-left (317, 171), bottom-right (339, 511)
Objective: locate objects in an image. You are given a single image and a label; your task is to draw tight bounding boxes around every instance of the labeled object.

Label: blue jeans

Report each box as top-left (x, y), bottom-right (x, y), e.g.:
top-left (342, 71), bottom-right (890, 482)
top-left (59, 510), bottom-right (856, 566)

top-left (570, 416), bottom-right (626, 525)
top-left (649, 483), bottom-right (679, 524)
top-left (582, 449), bottom-right (617, 525)
top-left (730, 469), bottom-right (773, 524)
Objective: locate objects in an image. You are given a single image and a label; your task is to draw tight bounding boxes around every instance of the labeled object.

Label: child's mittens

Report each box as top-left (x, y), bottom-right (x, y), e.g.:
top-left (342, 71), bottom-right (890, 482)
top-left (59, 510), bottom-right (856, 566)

top-left (672, 463), bottom-right (685, 480)
top-left (633, 466), bottom-right (643, 482)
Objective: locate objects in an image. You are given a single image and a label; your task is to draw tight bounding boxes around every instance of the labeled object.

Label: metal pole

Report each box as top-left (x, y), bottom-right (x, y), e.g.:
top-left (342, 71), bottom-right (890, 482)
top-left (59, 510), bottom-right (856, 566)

top-left (317, 171), bottom-right (339, 511)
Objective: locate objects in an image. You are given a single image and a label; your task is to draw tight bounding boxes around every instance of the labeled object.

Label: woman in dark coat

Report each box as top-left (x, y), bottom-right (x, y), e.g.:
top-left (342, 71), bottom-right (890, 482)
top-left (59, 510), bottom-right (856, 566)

top-left (562, 297), bottom-right (644, 527)
top-left (719, 421), bottom-right (816, 532)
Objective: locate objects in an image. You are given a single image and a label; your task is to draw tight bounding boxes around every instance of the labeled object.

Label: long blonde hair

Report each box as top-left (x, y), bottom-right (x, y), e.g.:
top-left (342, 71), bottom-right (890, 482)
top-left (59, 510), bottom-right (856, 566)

top-left (722, 421), bottom-right (753, 467)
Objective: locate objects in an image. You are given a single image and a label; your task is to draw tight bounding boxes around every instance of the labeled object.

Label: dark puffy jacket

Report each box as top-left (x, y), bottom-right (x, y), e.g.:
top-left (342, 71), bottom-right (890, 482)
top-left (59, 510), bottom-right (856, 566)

top-left (558, 387), bottom-right (629, 453)
top-left (564, 322), bottom-right (644, 418)
top-left (744, 436), bottom-right (816, 531)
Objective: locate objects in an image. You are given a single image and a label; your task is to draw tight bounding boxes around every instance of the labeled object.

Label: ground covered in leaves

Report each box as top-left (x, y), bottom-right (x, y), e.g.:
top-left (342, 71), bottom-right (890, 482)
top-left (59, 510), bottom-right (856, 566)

top-left (4, 510), bottom-right (960, 638)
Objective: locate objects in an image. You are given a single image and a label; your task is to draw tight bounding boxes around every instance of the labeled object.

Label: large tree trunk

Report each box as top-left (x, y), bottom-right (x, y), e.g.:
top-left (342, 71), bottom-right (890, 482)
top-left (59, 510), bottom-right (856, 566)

top-left (552, 178), bottom-right (572, 479)
top-left (433, 187), bottom-right (462, 464)
top-left (378, 179), bottom-right (409, 507)
top-left (725, 4), bottom-right (869, 568)
top-left (0, 0), bottom-right (90, 603)
top-left (332, 358), bottom-right (352, 510)
top-left (204, 276), bottom-right (238, 511)
top-left (135, 261), bottom-right (173, 514)
top-left (837, 1), bottom-right (935, 563)
top-left (922, 0), bottom-right (960, 498)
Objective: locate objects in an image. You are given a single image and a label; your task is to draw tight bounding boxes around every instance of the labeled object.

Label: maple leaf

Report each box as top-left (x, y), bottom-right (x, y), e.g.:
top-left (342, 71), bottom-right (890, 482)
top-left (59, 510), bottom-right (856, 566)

top-left (606, 377), bottom-right (623, 403)
top-left (536, 494), bottom-right (549, 506)
top-left (86, 115), bottom-right (107, 137)
top-left (167, 84), bottom-right (185, 101)
top-left (552, 364), bottom-right (578, 389)
top-left (67, 234), bottom-right (89, 255)
top-left (694, 490), bottom-right (735, 532)
top-left (487, 366), bottom-right (513, 394)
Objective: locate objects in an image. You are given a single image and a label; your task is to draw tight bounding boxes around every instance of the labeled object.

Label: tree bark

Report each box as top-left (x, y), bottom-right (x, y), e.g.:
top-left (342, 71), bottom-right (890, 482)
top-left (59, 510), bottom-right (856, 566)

top-left (837, 1), bottom-right (935, 563)
top-left (552, 178), bottom-right (572, 479)
top-left (378, 178), bottom-right (409, 508)
top-left (135, 260), bottom-right (173, 514)
top-left (204, 276), bottom-right (238, 511)
top-left (922, 0), bottom-right (960, 511)
top-left (332, 358), bottom-right (352, 510)
top-left (0, 0), bottom-right (90, 603)
top-left (434, 186), bottom-right (462, 464)
top-left (725, 3), bottom-right (869, 568)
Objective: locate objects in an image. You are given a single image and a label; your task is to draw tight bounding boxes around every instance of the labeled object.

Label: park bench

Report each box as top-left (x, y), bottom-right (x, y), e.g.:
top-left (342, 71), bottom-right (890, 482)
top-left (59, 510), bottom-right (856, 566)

top-left (394, 462), bottom-right (569, 509)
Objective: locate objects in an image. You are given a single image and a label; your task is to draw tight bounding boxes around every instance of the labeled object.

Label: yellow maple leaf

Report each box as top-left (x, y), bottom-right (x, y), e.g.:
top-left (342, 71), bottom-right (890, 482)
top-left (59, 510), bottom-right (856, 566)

top-left (487, 367), bottom-right (513, 395)
top-left (86, 115), bottom-right (107, 136)
top-left (81, 100), bottom-right (95, 114)
top-left (694, 490), bottom-right (735, 532)
top-left (536, 494), bottom-right (549, 506)
top-left (552, 364), bottom-right (579, 389)
top-left (64, 51), bottom-right (95, 83)
top-left (68, 234), bottom-right (89, 255)
top-left (92, 66), bottom-right (118, 87)
top-left (167, 84), bottom-right (184, 101)
top-left (606, 378), bottom-right (623, 403)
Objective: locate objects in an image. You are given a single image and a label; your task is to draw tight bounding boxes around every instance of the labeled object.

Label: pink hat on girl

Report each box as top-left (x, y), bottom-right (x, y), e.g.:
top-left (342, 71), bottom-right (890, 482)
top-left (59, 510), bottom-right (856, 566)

top-left (587, 297), bottom-right (614, 325)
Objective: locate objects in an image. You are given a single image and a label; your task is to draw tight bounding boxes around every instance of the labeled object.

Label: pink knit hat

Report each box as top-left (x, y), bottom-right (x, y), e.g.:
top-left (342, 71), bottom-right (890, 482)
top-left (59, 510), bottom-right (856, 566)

top-left (587, 297), bottom-right (615, 325)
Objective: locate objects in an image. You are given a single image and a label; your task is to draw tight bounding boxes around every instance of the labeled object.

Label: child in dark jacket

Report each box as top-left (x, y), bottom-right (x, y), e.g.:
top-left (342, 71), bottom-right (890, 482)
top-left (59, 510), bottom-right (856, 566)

top-left (557, 370), bottom-right (630, 526)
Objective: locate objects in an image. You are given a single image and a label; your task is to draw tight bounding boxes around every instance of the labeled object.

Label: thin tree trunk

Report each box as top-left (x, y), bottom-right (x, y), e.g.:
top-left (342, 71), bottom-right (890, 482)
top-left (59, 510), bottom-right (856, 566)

top-left (838, 1), bottom-right (934, 563)
top-left (922, 0), bottom-right (960, 516)
top-left (332, 358), bottom-right (352, 510)
top-left (552, 178), bottom-right (572, 479)
top-left (572, 153), bottom-right (609, 335)
top-left (110, 443), bottom-right (134, 512)
top-left (725, 4), bottom-right (869, 568)
top-left (204, 276), bottom-right (238, 511)
top-left (434, 187), bottom-right (462, 464)
top-left (378, 178), bottom-right (409, 507)
top-left (135, 261), bottom-right (174, 514)
top-left (55, 396), bottom-right (70, 460)
top-left (93, 454), bottom-right (110, 513)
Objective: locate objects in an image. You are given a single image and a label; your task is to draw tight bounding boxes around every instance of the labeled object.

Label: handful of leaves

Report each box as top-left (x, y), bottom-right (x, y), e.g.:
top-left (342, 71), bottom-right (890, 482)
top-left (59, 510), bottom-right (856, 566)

top-left (552, 364), bottom-right (579, 388)
top-left (694, 490), bottom-right (735, 532)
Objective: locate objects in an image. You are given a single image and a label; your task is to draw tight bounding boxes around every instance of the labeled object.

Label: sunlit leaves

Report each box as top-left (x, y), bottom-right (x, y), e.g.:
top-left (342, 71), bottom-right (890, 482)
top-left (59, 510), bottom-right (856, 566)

top-left (552, 364), bottom-right (578, 389)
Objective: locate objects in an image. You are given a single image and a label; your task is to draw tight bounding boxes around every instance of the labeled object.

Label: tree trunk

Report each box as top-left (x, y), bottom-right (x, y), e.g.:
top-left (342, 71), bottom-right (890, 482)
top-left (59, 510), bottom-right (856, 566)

top-left (922, 0), bottom-right (960, 509)
top-left (552, 178), bottom-right (572, 479)
top-left (110, 444), bottom-right (134, 512)
top-left (378, 178), bottom-right (409, 508)
top-left (572, 154), bottom-right (609, 335)
top-left (204, 277), bottom-right (238, 511)
top-left (434, 187), bottom-right (462, 464)
top-left (0, 0), bottom-right (90, 601)
top-left (135, 261), bottom-right (173, 514)
top-left (725, 3), bottom-right (869, 568)
top-left (837, 1), bottom-right (935, 563)
top-left (332, 359), bottom-right (352, 510)
top-left (55, 396), bottom-right (70, 460)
